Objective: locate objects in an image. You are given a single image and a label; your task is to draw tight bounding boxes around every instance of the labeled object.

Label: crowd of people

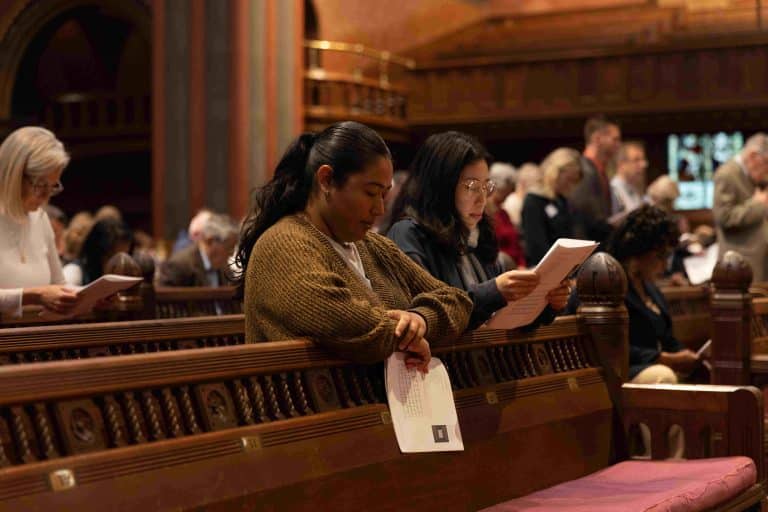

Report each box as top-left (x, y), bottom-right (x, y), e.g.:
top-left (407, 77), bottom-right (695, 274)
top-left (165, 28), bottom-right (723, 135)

top-left (3, 117), bottom-right (767, 386)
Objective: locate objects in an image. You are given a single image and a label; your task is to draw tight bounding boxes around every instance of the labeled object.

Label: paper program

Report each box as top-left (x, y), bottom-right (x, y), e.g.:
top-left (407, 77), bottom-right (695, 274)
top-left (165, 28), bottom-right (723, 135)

top-left (484, 238), bottom-right (598, 330)
top-left (385, 353), bottom-right (463, 453)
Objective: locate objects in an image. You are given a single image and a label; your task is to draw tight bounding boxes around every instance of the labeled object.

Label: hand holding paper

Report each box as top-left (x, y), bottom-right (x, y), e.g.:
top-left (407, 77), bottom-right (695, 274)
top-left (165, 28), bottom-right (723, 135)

top-left (39, 274), bottom-right (143, 320)
top-left (484, 238), bottom-right (598, 330)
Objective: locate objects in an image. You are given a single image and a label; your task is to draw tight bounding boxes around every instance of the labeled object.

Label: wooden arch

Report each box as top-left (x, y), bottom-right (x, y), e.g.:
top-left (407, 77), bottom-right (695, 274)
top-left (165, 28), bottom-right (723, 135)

top-left (0, 0), bottom-right (150, 119)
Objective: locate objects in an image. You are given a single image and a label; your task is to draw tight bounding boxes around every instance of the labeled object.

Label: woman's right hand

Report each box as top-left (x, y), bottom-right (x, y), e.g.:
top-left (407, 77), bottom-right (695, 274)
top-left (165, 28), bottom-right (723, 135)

top-left (31, 285), bottom-right (79, 314)
top-left (403, 337), bottom-right (431, 374)
top-left (659, 349), bottom-right (699, 374)
top-left (495, 270), bottom-right (539, 302)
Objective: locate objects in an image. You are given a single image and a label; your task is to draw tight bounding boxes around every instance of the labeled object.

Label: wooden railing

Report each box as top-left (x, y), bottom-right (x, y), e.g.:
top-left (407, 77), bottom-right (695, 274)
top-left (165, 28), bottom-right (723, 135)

top-left (41, 93), bottom-right (150, 140)
top-left (303, 40), bottom-right (414, 141)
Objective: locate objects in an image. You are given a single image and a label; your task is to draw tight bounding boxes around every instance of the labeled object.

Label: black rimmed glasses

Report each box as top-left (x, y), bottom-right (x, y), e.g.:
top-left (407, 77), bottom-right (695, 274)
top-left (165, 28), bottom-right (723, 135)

top-left (24, 175), bottom-right (63, 197)
top-left (461, 178), bottom-right (496, 195)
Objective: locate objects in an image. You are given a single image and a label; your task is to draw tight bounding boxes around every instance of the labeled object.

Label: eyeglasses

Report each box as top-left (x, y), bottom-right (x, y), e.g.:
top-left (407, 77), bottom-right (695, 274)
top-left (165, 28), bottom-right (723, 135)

top-left (24, 175), bottom-right (63, 197)
top-left (461, 178), bottom-right (496, 195)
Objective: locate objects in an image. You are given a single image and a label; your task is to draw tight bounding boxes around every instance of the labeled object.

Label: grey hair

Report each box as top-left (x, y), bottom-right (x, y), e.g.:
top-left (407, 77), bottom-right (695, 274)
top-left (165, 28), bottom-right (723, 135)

top-left (200, 213), bottom-right (238, 242)
top-left (742, 132), bottom-right (768, 157)
top-left (489, 162), bottom-right (516, 188)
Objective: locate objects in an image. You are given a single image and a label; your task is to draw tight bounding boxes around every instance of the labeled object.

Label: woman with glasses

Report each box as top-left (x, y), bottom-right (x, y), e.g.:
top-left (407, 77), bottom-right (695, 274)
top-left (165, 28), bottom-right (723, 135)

top-left (0, 126), bottom-right (80, 317)
top-left (521, 147), bottom-right (583, 267)
top-left (608, 205), bottom-right (700, 384)
top-left (387, 131), bottom-right (570, 329)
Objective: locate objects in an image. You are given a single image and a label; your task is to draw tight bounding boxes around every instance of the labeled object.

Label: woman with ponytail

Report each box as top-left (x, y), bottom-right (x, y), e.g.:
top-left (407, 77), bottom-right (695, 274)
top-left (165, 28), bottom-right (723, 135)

top-left (235, 121), bottom-right (472, 371)
top-left (386, 131), bottom-right (570, 329)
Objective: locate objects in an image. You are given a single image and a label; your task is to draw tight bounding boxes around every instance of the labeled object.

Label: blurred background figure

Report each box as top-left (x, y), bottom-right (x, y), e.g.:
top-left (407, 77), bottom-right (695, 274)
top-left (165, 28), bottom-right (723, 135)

top-left (521, 147), bottom-right (582, 267)
top-left (487, 162), bottom-right (525, 270)
top-left (172, 208), bottom-right (212, 255)
top-left (611, 141), bottom-right (648, 220)
top-left (43, 203), bottom-right (67, 260)
top-left (502, 162), bottom-right (541, 228)
top-left (61, 211), bottom-right (94, 264)
top-left (63, 217), bottom-right (134, 285)
top-left (157, 212), bottom-right (238, 287)
top-left (94, 204), bottom-right (123, 222)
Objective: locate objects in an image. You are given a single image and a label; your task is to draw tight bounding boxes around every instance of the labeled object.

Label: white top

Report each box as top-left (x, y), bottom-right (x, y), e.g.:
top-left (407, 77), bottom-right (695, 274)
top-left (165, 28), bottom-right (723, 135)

top-left (0, 209), bottom-right (66, 316)
top-left (611, 175), bottom-right (644, 216)
top-left (325, 235), bottom-right (372, 290)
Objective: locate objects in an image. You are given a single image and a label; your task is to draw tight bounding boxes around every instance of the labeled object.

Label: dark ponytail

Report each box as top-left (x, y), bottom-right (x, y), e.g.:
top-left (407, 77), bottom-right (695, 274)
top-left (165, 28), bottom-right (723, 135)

top-left (235, 121), bottom-right (390, 293)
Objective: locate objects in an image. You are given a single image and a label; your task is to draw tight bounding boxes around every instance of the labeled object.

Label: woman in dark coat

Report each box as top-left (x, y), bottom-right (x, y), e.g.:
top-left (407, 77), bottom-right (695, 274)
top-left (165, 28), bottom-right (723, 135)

top-left (608, 205), bottom-right (700, 383)
top-left (386, 131), bottom-right (569, 329)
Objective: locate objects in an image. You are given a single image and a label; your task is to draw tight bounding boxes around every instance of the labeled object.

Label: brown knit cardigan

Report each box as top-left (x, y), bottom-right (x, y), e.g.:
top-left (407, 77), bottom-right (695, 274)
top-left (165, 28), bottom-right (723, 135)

top-left (244, 214), bottom-right (472, 363)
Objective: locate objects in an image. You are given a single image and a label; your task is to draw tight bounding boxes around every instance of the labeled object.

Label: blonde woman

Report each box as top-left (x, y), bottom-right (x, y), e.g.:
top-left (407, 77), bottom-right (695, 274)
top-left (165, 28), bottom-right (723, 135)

top-left (0, 127), bottom-right (80, 316)
top-left (521, 147), bottom-right (582, 266)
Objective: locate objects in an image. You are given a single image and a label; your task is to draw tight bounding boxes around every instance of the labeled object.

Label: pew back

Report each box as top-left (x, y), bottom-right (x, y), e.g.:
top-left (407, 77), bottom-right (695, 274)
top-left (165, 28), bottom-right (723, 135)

top-left (0, 313), bottom-right (762, 511)
top-left (0, 315), bottom-right (244, 364)
top-left (661, 285), bottom-right (711, 350)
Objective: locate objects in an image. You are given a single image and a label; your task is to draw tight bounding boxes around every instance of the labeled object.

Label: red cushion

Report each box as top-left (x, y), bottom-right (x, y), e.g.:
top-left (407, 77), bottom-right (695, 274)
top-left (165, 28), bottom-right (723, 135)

top-left (481, 457), bottom-right (756, 512)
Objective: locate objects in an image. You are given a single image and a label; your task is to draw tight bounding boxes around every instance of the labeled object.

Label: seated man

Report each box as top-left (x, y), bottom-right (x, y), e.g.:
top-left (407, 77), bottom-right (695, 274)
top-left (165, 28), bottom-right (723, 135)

top-left (157, 213), bottom-right (238, 287)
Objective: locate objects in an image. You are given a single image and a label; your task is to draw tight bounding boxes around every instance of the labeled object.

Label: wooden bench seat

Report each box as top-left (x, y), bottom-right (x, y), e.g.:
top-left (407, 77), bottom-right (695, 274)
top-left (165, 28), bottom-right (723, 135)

top-left (0, 253), bottom-right (762, 511)
top-left (0, 314), bottom-right (244, 364)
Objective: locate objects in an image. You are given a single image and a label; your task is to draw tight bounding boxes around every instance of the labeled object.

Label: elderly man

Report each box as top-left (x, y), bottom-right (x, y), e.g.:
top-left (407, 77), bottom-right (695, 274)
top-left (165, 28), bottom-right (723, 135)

top-left (610, 141), bottom-right (648, 221)
top-left (713, 132), bottom-right (768, 282)
top-left (157, 212), bottom-right (239, 287)
top-left (570, 115), bottom-right (622, 243)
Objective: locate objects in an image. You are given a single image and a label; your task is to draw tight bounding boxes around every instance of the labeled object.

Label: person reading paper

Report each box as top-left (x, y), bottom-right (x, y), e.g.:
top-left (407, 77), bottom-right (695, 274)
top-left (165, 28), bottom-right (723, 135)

top-left (386, 131), bottom-right (570, 329)
top-left (608, 205), bottom-right (707, 384)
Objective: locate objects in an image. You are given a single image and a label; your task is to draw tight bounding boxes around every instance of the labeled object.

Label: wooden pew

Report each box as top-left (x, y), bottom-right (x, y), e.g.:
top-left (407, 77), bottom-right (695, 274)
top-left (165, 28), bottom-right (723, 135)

top-left (0, 286), bottom-right (242, 327)
top-left (660, 284), bottom-right (711, 351)
top-left (0, 315), bottom-right (244, 365)
top-left (154, 286), bottom-right (242, 318)
top-left (710, 251), bottom-right (766, 387)
top-left (0, 253), bottom-right (763, 511)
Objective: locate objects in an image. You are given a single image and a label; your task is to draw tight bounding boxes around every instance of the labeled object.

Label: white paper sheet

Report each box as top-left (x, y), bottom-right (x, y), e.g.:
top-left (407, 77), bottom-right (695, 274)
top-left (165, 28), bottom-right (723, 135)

top-left (385, 353), bottom-right (463, 453)
top-left (484, 238), bottom-right (598, 330)
top-left (39, 274), bottom-right (143, 320)
top-left (683, 243), bottom-right (719, 286)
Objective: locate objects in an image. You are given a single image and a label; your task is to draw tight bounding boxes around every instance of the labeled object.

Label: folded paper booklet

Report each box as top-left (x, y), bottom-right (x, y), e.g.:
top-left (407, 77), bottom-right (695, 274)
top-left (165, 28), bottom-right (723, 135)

top-left (39, 274), bottom-right (143, 320)
top-left (385, 353), bottom-right (463, 453)
top-left (484, 238), bottom-right (598, 330)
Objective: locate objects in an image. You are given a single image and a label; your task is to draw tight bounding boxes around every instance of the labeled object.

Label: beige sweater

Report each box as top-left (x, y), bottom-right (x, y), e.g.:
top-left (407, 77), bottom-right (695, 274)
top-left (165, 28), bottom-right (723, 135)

top-left (245, 214), bottom-right (472, 363)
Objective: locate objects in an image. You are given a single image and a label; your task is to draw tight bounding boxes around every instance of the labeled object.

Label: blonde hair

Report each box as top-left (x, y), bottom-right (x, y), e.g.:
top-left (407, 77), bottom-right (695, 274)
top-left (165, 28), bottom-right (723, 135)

top-left (0, 127), bottom-right (70, 222)
top-left (538, 147), bottom-right (581, 198)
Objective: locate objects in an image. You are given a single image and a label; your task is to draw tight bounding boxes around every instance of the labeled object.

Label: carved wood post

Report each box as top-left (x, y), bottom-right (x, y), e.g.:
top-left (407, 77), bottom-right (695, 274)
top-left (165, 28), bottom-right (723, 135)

top-left (576, 252), bottom-right (629, 463)
top-left (576, 252), bottom-right (629, 382)
top-left (710, 251), bottom-right (753, 385)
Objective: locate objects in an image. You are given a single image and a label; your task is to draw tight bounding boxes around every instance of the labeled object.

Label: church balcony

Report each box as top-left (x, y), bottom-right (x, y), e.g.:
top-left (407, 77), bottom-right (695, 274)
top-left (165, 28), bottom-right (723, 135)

top-left (303, 39), bottom-right (413, 143)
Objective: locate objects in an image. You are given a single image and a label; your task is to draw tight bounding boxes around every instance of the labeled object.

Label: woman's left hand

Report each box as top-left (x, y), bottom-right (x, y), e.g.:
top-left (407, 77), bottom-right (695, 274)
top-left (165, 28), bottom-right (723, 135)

top-left (546, 280), bottom-right (572, 311)
top-left (386, 310), bottom-right (427, 350)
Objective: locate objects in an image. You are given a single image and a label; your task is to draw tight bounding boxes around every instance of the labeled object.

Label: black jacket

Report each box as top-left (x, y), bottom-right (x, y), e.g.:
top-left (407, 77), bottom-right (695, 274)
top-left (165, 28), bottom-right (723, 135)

top-left (387, 218), bottom-right (554, 329)
top-left (626, 280), bottom-right (683, 379)
top-left (521, 192), bottom-right (575, 267)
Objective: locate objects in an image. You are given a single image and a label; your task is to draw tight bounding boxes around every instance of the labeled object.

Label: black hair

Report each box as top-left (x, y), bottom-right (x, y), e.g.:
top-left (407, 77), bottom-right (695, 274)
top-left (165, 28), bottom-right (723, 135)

top-left (235, 121), bottom-right (391, 292)
top-left (79, 218), bottom-right (134, 284)
top-left (607, 205), bottom-right (680, 263)
top-left (387, 131), bottom-right (497, 262)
